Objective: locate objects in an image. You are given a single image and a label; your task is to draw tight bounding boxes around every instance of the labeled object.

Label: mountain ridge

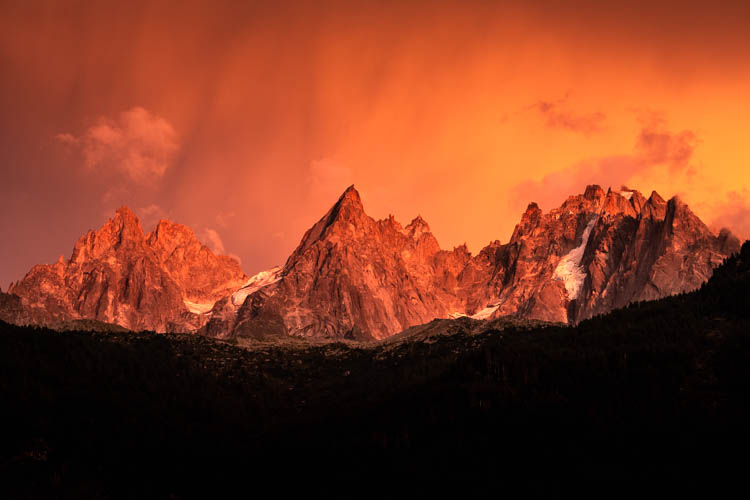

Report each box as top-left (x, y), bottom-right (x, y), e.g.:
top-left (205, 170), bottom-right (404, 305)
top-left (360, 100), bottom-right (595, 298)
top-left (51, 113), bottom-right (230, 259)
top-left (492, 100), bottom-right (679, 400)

top-left (5, 206), bottom-right (247, 332)
top-left (1, 185), bottom-right (741, 339)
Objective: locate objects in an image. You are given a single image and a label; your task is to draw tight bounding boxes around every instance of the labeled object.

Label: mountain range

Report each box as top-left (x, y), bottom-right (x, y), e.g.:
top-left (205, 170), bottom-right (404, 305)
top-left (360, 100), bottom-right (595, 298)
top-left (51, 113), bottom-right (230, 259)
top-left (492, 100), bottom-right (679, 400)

top-left (3, 237), bottom-right (749, 497)
top-left (1, 185), bottom-right (740, 340)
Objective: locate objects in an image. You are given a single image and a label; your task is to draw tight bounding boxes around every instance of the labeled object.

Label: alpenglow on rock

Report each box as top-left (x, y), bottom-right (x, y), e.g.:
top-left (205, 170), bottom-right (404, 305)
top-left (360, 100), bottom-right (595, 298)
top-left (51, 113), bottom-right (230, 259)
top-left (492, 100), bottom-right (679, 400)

top-left (5, 207), bottom-right (247, 332)
top-left (217, 184), bottom-right (738, 339)
top-left (1, 185), bottom-right (740, 339)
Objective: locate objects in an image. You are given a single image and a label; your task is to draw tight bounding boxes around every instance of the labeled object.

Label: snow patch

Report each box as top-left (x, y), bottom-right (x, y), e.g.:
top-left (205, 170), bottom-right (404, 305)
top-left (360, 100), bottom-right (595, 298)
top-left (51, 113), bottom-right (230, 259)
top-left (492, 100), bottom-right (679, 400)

top-left (620, 191), bottom-right (634, 200)
top-left (554, 216), bottom-right (597, 300)
top-left (471, 304), bottom-right (499, 320)
top-left (231, 266), bottom-right (282, 306)
top-left (183, 300), bottom-right (215, 315)
top-left (449, 304), bottom-right (500, 321)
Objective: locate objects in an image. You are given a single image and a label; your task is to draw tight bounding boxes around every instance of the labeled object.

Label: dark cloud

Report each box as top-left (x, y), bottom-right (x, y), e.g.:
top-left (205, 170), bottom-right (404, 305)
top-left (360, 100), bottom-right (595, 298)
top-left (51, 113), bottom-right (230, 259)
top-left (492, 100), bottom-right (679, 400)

top-left (635, 113), bottom-right (698, 173)
top-left (512, 155), bottom-right (640, 211)
top-left (530, 95), bottom-right (606, 134)
top-left (710, 190), bottom-right (750, 241)
top-left (512, 117), bottom-right (697, 210)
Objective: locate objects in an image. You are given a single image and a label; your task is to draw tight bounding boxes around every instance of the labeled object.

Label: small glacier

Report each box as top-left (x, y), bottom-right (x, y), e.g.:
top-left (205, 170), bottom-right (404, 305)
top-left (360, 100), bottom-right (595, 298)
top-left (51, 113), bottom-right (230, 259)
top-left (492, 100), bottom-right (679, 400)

top-left (554, 217), bottom-right (597, 300)
top-left (183, 300), bottom-right (216, 315)
top-left (231, 266), bottom-right (283, 306)
top-left (471, 304), bottom-right (499, 320)
top-left (449, 304), bottom-right (500, 321)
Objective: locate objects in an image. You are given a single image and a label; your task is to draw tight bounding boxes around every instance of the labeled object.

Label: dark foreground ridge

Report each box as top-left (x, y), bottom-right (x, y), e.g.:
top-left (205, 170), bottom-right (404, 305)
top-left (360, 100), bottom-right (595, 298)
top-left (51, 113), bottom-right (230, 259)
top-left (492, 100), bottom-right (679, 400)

top-left (2, 242), bottom-right (750, 497)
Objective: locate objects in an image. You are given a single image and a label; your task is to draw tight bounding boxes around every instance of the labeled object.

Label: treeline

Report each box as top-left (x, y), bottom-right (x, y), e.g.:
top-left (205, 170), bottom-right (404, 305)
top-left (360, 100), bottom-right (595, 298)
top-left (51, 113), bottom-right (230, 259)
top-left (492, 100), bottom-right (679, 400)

top-left (1, 243), bottom-right (749, 497)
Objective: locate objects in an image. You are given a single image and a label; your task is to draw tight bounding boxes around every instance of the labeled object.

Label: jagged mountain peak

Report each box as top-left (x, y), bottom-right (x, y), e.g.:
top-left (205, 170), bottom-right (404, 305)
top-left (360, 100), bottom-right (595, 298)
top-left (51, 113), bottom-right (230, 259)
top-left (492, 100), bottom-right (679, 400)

top-left (524, 201), bottom-right (541, 213)
top-left (405, 215), bottom-right (431, 239)
top-left (407, 214), bottom-right (428, 227)
top-left (511, 187), bottom-right (604, 244)
top-left (108, 206), bottom-right (145, 238)
top-left (288, 185), bottom-right (373, 259)
top-left (152, 217), bottom-right (189, 232)
top-left (629, 190), bottom-right (648, 213)
top-left (7, 205), bottom-right (248, 333)
top-left (110, 205), bottom-right (144, 232)
top-left (601, 188), bottom-right (640, 218)
top-left (70, 206), bottom-right (147, 263)
top-left (583, 184), bottom-right (606, 200)
top-left (114, 204), bottom-right (138, 218)
top-left (716, 228), bottom-right (741, 254)
top-left (638, 190), bottom-right (667, 219)
top-left (147, 219), bottom-right (203, 254)
top-left (648, 190), bottom-right (666, 205)
top-left (339, 184), bottom-right (361, 203)
top-left (326, 185), bottom-right (365, 223)
top-left (328, 184), bottom-right (365, 221)
top-left (514, 201), bottom-right (542, 225)
top-left (668, 194), bottom-right (686, 208)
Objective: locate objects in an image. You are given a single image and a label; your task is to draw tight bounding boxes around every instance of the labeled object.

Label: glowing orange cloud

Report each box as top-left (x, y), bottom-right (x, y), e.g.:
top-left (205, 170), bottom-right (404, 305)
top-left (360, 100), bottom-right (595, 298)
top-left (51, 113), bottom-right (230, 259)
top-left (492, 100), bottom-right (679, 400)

top-left (530, 95), bottom-right (607, 135)
top-left (57, 107), bottom-right (179, 185)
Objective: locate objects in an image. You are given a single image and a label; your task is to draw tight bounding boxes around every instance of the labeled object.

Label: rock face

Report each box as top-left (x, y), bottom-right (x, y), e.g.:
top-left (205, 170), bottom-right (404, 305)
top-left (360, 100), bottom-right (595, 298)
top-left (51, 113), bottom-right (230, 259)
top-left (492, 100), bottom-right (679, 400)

top-left (228, 187), bottom-right (469, 340)
top-left (210, 185), bottom-right (739, 340)
top-left (480, 186), bottom-right (739, 324)
top-left (221, 185), bottom-right (739, 339)
top-left (574, 190), bottom-right (740, 321)
top-left (6, 207), bottom-right (247, 332)
top-left (147, 220), bottom-right (248, 312)
top-left (2, 185), bottom-right (741, 339)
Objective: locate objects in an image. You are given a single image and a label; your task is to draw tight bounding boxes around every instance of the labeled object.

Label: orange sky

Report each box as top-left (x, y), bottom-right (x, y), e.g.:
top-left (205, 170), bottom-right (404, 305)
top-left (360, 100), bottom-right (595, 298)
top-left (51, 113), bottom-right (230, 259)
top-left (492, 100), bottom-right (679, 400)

top-left (2, 0), bottom-right (750, 287)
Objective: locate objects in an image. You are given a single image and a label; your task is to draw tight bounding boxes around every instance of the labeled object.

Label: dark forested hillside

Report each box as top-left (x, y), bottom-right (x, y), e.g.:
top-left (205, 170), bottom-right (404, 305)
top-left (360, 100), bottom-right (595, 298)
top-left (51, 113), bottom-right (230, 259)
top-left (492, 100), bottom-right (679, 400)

top-left (2, 242), bottom-right (750, 498)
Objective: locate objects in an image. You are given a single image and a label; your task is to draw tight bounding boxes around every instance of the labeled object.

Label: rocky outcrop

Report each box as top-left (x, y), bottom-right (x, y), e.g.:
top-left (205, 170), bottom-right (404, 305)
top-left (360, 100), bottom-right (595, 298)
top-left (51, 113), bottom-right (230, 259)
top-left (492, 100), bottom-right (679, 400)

top-left (6, 207), bottom-right (247, 332)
